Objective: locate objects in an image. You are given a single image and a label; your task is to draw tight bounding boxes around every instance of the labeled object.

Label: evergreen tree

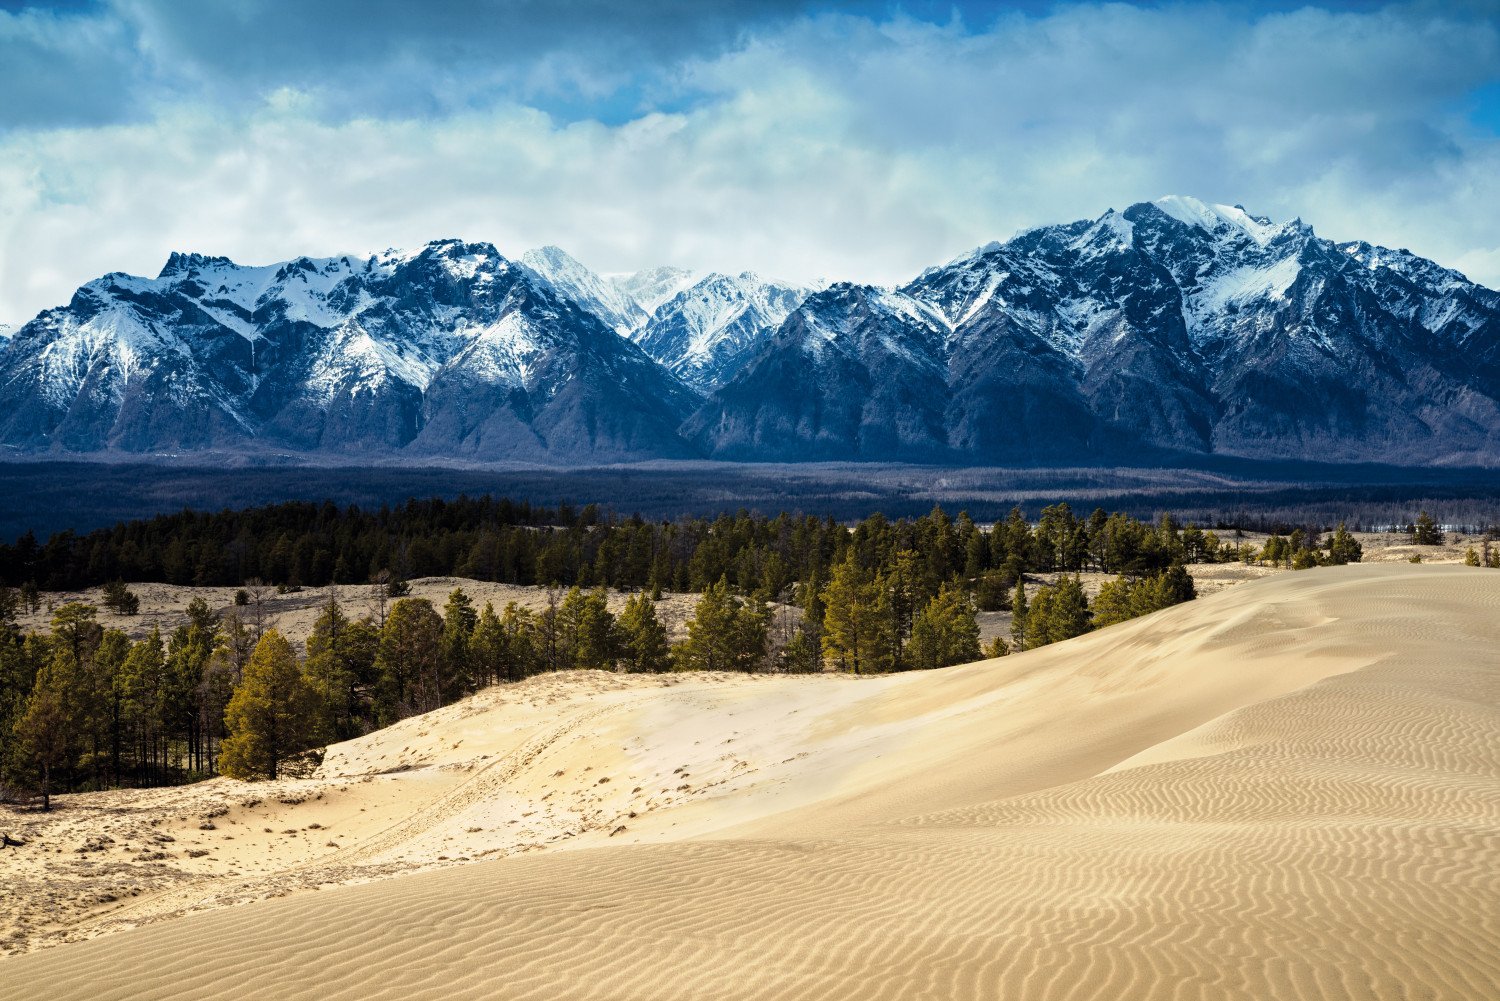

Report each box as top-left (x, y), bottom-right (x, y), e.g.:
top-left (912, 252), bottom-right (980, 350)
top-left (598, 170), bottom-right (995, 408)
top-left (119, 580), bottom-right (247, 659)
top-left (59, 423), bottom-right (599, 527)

top-left (558, 587), bottom-right (618, 670)
top-left (535, 589), bottom-right (563, 672)
top-left (93, 629), bottom-right (131, 786)
top-left (440, 587), bottom-right (478, 698)
top-left (119, 627), bottom-right (166, 785)
top-left (974, 573), bottom-right (1010, 612)
top-left (1327, 522), bottom-right (1362, 564)
top-left (164, 615), bottom-right (216, 774)
top-left (303, 595), bottom-right (378, 742)
top-left (906, 584), bottom-right (981, 671)
top-left (780, 575), bottom-right (825, 674)
top-left (981, 636), bottom-right (1009, 658)
top-left (500, 602), bottom-right (539, 681)
top-left (101, 581), bottom-right (140, 615)
top-left (779, 626), bottom-right (823, 673)
top-left (1010, 579), bottom-right (1029, 652)
top-left (373, 598), bottom-right (444, 724)
top-left (6, 660), bottom-right (71, 809)
top-left (219, 630), bottom-right (318, 781)
top-left (1090, 577), bottom-right (1135, 629)
top-left (618, 593), bottom-right (670, 673)
top-left (470, 601), bottom-right (508, 686)
top-left (675, 579), bottom-right (767, 673)
top-left (821, 554), bottom-right (884, 674)
top-left (1023, 577), bottom-right (1091, 649)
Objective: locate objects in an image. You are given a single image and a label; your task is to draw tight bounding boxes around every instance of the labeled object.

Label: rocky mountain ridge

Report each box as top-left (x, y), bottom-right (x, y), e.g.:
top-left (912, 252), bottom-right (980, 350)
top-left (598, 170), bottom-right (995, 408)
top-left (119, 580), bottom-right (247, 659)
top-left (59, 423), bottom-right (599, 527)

top-left (3, 196), bottom-right (1497, 466)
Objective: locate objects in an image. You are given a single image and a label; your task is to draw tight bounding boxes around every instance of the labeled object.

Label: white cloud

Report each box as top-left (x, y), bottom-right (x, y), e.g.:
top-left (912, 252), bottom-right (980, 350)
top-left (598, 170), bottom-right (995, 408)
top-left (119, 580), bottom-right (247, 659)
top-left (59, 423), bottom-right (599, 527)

top-left (1, 1), bottom-right (1498, 324)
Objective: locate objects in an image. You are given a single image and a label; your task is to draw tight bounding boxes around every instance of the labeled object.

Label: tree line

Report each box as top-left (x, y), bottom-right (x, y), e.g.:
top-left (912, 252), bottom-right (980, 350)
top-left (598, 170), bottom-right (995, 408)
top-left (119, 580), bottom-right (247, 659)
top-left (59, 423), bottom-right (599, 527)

top-left (1, 496), bottom-right (1372, 601)
top-left (2, 498), bottom-right (1378, 804)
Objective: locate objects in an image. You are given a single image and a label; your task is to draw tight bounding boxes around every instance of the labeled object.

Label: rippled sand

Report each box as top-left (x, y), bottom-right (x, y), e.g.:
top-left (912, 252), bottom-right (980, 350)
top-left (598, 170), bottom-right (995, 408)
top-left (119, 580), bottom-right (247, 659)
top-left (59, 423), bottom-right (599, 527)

top-left (2, 564), bottom-right (1495, 1000)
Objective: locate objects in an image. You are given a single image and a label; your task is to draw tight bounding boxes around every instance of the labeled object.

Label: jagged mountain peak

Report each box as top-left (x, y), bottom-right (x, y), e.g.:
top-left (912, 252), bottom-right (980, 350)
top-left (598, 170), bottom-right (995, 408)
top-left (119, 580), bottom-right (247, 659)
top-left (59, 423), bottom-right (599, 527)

top-left (4, 203), bottom-right (1499, 466)
top-left (158, 251), bottom-right (237, 278)
top-left (519, 244), bottom-right (646, 336)
top-left (632, 269), bottom-right (815, 393)
top-left (608, 265), bottom-right (699, 316)
top-left (0, 236), bottom-right (695, 460)
top-left (1141, 195), bottom-right (1293, 247)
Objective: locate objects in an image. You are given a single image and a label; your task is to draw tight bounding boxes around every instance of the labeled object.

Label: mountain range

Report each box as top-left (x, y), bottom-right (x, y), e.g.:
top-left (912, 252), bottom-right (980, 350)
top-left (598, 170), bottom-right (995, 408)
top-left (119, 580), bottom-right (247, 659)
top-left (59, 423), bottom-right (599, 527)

top-left (3, 195), bottom-right (1498, 466)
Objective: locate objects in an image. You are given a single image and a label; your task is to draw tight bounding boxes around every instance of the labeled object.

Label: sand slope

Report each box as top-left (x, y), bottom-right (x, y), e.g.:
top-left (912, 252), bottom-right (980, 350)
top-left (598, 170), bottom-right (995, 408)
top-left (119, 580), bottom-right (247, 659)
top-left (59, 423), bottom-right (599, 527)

top-left (2, 564), bottom-right (1497, 1000)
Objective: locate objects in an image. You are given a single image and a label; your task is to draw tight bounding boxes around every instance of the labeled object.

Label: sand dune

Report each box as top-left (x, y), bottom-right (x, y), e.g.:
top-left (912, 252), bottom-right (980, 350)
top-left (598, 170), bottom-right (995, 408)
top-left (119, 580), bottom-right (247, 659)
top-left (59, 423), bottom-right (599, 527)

top-left (2, 564), bottom-right (1497, 1000)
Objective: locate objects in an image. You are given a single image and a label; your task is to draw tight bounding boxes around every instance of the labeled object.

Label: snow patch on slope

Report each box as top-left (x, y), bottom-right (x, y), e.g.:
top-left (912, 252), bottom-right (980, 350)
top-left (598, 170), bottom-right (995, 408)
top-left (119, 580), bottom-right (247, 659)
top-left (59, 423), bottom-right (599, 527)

top-left (1153, 195), bottom-right (1282, 247)
top-left (522, 246), bottom-right (646, 335)
top-left (609, 266), bottom-right (700, 319)
top-left (1197, 255), bottom-right (1303, 314)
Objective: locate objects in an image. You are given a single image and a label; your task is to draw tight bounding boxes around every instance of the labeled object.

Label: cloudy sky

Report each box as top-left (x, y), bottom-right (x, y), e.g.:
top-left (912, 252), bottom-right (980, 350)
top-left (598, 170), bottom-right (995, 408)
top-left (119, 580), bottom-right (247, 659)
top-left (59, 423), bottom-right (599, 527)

top-left (1, 0), bottom-right (1498, 323)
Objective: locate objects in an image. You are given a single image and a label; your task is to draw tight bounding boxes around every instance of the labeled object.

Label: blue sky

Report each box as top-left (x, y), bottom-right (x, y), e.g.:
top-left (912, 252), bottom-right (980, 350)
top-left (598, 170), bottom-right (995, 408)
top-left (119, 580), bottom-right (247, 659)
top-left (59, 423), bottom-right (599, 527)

top-left (1, 0), bottom-right (1498, 322)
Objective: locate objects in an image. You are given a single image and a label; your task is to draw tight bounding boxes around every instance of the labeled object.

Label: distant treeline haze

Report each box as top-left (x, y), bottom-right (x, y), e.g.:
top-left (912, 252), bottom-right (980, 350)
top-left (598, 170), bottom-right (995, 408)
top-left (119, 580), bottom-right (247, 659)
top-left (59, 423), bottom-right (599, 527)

top-left (0, 499), bottom-right (1378, 805)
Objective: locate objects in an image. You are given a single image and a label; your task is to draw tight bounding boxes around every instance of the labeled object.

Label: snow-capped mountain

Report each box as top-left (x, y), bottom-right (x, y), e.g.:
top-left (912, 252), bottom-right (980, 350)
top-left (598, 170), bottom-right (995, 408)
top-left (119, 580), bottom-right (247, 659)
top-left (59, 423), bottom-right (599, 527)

top-left (520, 246), bottom-right (649, 336)
top-left (634, 272), bottom-right (813, 392)
top-left (4, 199), bottom-right (1500, 466)
top-left (682, 283), bottom-right (951, 458)
top-left (690, 196), bottom-right (1500, 463)
top-left (517, 248), bottom-right (815, 393)
top-left (890, 195), bottom-right (1500, 462)
top-left (608, 266), bottom-right (699, 316)
top-left (0, 240), bottom-right (695, 459)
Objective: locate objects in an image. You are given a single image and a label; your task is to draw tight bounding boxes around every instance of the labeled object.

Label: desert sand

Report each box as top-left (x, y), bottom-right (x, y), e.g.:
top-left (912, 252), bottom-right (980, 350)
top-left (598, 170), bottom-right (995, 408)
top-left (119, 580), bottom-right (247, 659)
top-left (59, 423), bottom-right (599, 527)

top-left (1, 563), bottom-right (1496, 1000)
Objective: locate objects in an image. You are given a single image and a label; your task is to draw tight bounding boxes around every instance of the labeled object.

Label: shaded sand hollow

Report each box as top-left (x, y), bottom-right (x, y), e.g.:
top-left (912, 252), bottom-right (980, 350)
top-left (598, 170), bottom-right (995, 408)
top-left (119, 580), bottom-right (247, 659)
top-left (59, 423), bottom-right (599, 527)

top-left (2, 564), bottom-right (1497, 1000)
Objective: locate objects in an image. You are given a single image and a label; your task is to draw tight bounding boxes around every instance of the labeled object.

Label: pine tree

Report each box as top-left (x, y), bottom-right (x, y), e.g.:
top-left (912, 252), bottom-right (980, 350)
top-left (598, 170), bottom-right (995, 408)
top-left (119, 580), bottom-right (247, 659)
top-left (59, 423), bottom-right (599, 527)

top-left (219, 629), bottom-right (318, 781)
top-left (119, 627), bottom-right (166, 785)
top-left (906, 584), bottom-right (981, 671)
top-left (92, 629), bottom-right (131, 786)
top-left (780, 575), bottom-right (826, 673)
top-left (1327, 522), bottom-right (1362, 564)
top-left (6, 660), bottom-right (71, 809)
top-left (1024, 576), bottom-right (1091, 649)
top-left (675, 579), bottom-right (738, 672)
top-left (1465, 546), bottom-right (1481, 566)
top-left (373, 598), bottom-right (444, 724)
top-left (779, 626), bottom-right (823, 673)
top-left (730, 591), bottom-right (771, 673)
top-left (470, 601), bottom-right (508, 686)
top-left (1090, 577), bottom-right (1135, 629)
top-left (675, 579), bottom-right (766, 673)
top-left (821, 554), bottom-right (884, 673)
top-left (500, 602), bottom-right (539, 681)
top-left (1010, 579), bottom-right (1029, 652)
top-left (558, 588), bottom-right (618, 670)
top-left (440, 587), bottom-right (478, 698)
top-left (101, 581), bottom-right (140, 615)
top-left (618, 593), bottom-right (670, 673)
top-left (164, 617), bottom-right (216, 774)
top-left (304, 595), bottom-right (378, 742)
